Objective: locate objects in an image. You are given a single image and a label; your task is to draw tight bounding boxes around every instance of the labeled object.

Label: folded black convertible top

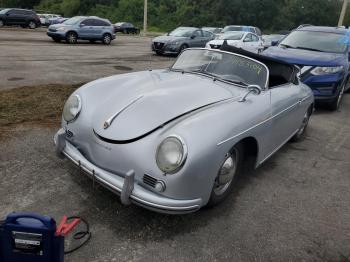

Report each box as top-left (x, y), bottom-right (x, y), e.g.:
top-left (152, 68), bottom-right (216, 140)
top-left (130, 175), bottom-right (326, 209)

top-left (220, 41), bottom-right (299, 86)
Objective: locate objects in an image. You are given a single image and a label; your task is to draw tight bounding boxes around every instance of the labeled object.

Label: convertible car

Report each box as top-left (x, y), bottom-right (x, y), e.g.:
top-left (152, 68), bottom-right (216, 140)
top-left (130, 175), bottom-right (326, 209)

top-left (55, 43), bottom-right (314, 214)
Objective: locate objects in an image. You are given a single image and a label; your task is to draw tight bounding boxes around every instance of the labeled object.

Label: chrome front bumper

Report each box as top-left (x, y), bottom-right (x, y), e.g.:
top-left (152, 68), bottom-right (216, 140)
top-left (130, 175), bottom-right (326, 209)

top-left (54, 129), bottom-right (202, 214)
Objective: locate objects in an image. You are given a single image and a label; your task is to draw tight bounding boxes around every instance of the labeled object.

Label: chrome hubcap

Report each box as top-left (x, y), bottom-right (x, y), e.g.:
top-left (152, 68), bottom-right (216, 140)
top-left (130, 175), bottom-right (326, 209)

top-left (104, 36), bottom-right (111, 43)
top-left (0, 21), bottom-right (3, 27)
top-left (29, 22), bottom-right (35, 28)
top-left (69, 35), bottom-right (76, 43)
top-left (214, 151), bottom-right (237, 196)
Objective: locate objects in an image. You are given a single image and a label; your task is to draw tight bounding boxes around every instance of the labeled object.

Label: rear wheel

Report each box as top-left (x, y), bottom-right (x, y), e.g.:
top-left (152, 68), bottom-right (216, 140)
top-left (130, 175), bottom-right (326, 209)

top-left (207, 143), bottom-right (243, 207)
top-left (328, 84), bottom-right (345, 111)
top-left (291, 107), bottom-right (312, 142)
top-left (102, 33), bottom-right (112, 45)
top-left (28, 21), bottom-right (36, 29)
top-left (0, 20), bottom-right (4, 27)
top-left (66, 32), bottom-right (77, 44)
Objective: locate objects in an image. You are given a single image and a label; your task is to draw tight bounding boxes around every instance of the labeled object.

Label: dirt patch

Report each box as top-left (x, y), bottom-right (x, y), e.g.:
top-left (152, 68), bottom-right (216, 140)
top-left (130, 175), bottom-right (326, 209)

top-left (0, 83), bottom-right (82, 128)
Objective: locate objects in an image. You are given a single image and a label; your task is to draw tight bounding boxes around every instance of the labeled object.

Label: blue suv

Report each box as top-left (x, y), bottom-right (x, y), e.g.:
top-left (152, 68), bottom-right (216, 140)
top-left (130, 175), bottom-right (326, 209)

top-left (263, 26), bottom-right (350, 110)
top-left (47, 16), bottom-right (116, 45)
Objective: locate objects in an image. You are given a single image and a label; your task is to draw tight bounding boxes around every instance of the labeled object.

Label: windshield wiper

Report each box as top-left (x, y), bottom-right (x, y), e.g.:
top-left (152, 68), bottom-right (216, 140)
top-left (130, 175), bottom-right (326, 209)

top-left (294, 46), bottom-right (324, 52)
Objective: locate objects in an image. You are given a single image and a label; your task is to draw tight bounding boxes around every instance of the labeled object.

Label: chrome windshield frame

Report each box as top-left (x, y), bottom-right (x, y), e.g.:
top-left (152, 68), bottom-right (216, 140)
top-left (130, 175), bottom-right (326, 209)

top-left (170, 48), bottom-right (270, 89)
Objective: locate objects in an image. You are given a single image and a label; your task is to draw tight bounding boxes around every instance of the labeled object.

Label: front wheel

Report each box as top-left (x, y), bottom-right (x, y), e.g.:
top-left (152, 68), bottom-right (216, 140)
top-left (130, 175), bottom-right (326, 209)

top-left (66, 32), bottom-right (77, 44)
top-left (177, 44), bottom-right (188, 55)
top-left (102, 33), bottom-right (112, 45)
top-left (0, 20), bottom-right (4, 27)
top-left (207, 143), bottom-right (243, 207)
top-left (328, 84), bottom-right (345, 111)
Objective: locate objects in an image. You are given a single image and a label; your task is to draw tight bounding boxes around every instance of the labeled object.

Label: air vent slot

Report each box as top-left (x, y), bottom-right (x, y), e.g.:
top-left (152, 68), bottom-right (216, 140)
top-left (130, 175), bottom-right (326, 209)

top-left (143, 174), bottom-right (157, 188)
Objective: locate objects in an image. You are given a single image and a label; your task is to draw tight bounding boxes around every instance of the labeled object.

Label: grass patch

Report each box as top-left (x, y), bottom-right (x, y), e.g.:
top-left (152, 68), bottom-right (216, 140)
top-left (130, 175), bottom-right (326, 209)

top-left (0, 83), bottom-right (82, 127)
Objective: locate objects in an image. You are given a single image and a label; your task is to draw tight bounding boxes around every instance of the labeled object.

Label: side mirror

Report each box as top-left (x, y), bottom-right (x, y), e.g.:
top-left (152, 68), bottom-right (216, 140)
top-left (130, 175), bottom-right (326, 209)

top-left (190, 35), bottom-right (196, 39)
top-left (239, 85), bottom-right (262, 102)
top-left (271, 40), bottom-right (278, 46)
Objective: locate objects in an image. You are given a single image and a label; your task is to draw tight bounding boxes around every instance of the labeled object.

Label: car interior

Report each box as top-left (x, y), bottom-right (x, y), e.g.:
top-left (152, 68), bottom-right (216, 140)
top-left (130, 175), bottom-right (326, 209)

top-left (220, 41), bottom-right (299, 87)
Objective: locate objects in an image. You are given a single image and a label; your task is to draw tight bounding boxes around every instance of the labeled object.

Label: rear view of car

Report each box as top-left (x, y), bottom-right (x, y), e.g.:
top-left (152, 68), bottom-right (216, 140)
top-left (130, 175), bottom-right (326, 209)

top-left (263, 26), bottom-right (350, 110)
top-left (0, 8), bottom-right (41, 29)
top-left (114, 22), bottom-right (140, 34)
top-left (47, 16), bottom-right (116, 45)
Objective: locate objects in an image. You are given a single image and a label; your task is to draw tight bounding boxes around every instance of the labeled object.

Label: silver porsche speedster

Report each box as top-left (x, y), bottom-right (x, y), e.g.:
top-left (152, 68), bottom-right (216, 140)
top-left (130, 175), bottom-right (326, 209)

top-left (55, 43), bottom-right (314, 214)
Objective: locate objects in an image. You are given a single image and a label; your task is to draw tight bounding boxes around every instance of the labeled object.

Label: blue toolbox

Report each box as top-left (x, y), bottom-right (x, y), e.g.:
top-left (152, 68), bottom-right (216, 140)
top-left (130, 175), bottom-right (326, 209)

top-left (0, 212), bottom-right (64, 262)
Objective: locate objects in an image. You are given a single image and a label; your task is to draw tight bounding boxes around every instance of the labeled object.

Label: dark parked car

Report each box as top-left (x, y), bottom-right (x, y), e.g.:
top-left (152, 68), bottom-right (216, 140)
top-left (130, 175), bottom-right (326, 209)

top-left (263, 26), bottom-right (350, 110)
top-left (114, 22), bottom-right (140, 34)
top-left (152, 27), bottom-right (215, 55)
top-left (0, 8), bottom-right (41, 29)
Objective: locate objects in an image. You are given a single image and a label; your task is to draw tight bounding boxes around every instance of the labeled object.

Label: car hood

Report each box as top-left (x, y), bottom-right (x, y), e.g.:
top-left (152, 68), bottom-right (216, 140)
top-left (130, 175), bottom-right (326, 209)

top-left (48, 23), bottom-right (69, 29)
top-left (263, 46), bottom-right (346, 66)
top-left (88, 71), bottom-right (242, 142)
top-left (153, 35), bottom-right (188, 44)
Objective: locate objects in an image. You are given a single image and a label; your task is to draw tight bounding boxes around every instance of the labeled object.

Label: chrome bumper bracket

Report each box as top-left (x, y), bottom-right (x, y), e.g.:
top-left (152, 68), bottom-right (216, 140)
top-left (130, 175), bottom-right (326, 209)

top-left (120, 170), bottom-right (135, 205)
top-left (55, 129), bottom-right (66, 159)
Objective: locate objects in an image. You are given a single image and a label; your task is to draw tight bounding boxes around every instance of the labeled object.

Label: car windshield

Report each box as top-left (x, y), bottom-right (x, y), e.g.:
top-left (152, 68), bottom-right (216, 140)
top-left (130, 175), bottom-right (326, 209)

top-left (169, 28), bottom-right (195, 37)
top-left (218, 32), bottom-right (244, 40)
top-left (222, 26), bottom-right (253, 33)
top-left (0, 9), bottom-right (9, 14)
top-left (171, 49), bottom-right (268, 87)
top-left (63, 17), bottom-right (82, 25)
top-left (279, 30), bottom-right (347, 53)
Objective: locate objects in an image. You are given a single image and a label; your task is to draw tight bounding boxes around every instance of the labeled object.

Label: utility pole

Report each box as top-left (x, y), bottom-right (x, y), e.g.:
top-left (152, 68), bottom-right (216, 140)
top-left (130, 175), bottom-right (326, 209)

top-left (338, 0), bottom-right (348, 26)
top-left (143, 0), bottom-right (148, 35)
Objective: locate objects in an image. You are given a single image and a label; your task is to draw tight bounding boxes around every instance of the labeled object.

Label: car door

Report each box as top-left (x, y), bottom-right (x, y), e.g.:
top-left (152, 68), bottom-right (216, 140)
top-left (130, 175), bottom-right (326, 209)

top-left (79, 19), bottom-right (95, 38)
top-left (6, 10), bottom-right (21, 25)
top-left (268, 84), bottom-right (304, 152)
top-left (250, 34), bottom-right (263, 53)
top-left (242, 33), bottom-right (257, 53)
top-left (189, 30), bottom-right (203, 47)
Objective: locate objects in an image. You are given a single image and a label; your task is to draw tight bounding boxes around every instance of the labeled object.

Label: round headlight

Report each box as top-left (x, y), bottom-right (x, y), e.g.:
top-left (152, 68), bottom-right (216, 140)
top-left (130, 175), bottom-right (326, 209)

top-left (156, 135), bottom-right (187, 173)
top-left (63, 94), bottom-right (81, 123)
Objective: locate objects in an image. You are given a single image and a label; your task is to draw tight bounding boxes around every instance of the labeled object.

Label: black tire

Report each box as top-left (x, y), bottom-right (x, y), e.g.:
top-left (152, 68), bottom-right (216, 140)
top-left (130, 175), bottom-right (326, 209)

top-left (328, 83), bottom-right (345, 111)
top-left (0, 20), bottom-right (4, 27)
top-left (155, 51), bottom-right (163, 55)
top-left (290, 106), bottom-right (312, 142)
top-left (66, 31), bottom-right (78, 44)
top-left (178, 44), bottom-right (188, 55)
top-left (102, 33), bottom-right (112, 45)
top-left (207, 143), bottom-right (244, 207)
top-left (28, 21), bottom-right (36, 29)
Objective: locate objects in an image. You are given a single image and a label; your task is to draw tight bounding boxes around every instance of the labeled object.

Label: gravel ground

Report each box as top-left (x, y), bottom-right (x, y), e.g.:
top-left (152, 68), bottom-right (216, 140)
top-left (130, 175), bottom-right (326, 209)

top-left (0, 29), bottom-right (350, 262)
top-left (0, 28), bottom-right (174, 90)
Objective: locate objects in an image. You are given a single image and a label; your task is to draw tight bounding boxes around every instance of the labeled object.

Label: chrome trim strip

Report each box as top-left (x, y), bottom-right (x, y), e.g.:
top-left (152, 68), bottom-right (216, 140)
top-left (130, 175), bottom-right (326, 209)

top-left (103, 95), bottom-right (144, 129)
top-left (217, 99), bottom-right (300, 146)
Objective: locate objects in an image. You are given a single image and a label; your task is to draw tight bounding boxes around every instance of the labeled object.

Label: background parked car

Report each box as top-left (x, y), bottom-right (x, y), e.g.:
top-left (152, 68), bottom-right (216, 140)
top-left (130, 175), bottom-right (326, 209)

top-left (206, 31), bottom-right (263, 53)
top-left (38, 13), bottom-right (61, 26)
top-left (263, 26), bottom-right (350, 110)
top-left (220, 25), bottom-right (262, 36)
top-left (262, 34), bottom-right (285, 48)
top-left (152, 27), bottom-right (215, 55)
top-left (0, 8), bottom-right (41, 29)
top-left (114, 22), bottom-right (140, 34)
top-left (202, 27), bottom-right (223, 37)
top-left (49, 17), bottom-right (68, 25)
top-left (47, 16), bottom-right (116, 45)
